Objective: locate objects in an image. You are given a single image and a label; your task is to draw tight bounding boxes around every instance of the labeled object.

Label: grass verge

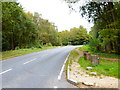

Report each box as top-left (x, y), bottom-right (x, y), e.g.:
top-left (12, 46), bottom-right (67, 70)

top-left (78, 56), bottom-right (119, 78)
top-left (78, 45), bottom-right (120, 59)
top-left (66, 49), bottom-right (79, 70)
top-left (1, 46), bottom-right (57, 60)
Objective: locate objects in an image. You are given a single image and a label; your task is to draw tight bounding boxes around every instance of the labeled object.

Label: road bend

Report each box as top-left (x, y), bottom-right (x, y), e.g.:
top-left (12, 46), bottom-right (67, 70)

top-left (1, 45), bottom-right (82, 88)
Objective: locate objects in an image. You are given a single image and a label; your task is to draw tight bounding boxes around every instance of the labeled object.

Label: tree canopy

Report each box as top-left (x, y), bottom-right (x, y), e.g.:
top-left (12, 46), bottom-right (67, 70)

top-left (59, 25), bottom-right (88, 45)
top-left (65, 0), bottom-right (120, 54)
top-left (2, 2), bottom-right (60, 51)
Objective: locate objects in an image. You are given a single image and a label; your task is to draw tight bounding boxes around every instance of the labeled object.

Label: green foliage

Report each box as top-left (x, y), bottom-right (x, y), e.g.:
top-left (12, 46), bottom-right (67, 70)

top-left (85, 2), bottom-right (120, 54)
top-left (67, 49), bottom-right (79, 67)
top-left (59, 25), bottom-right (89, 45)
top-left (64, 1), bottom-right (120, 54)
top-left (88, 36), bottom-right (101, 52)
top-left (78, 45), bottom-right (89, 51)
top-left (79, 45), bottom-right (120, 59)
top-left (2, 2), bottom-right (60, 51)
top-left (78, 57), bottom-right (119, 78)
top-left (44, 43), bottom-right (52, 47)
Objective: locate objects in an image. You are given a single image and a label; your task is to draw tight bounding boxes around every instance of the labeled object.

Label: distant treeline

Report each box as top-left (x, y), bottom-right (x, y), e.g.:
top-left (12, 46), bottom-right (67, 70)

top-left (59, 26), bottom-right (88, 45)
top-left (2, 2), bottom-right (88, 51)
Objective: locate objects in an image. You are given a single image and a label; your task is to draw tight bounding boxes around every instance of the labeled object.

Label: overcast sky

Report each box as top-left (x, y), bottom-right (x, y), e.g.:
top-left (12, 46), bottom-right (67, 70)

top-left (17, 0), bottom-right (93, 32)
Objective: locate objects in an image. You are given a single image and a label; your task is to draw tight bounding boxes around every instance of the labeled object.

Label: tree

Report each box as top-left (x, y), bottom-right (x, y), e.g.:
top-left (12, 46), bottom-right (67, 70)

top-left (2, 2), bottom-right (60, 51)
top-left (64, 0), bottom-right (120, 54)
top-left (59, 26), bottom-right (88, 45)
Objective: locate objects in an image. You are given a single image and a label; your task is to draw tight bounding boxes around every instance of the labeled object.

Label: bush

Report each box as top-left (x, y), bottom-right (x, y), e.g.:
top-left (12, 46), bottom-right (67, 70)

top-left (15, 46), bottom-right (20, 50)
top-left (36, 45), bottom-right (42, 48)
top-left (44, 43), bottom-right (52, 46)
top-left (31, 47), bottom-right (34, 50)
top-left (88, 36), bottom-right (101, 52)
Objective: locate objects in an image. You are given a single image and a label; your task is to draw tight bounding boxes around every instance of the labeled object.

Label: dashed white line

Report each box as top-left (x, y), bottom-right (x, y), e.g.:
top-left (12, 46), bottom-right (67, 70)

top-left (23, 58), bottom-right (37, 64)
top-left (0, 69), bottom-right (12, 75)
top-left (58, 53), bottom-right (70, 80)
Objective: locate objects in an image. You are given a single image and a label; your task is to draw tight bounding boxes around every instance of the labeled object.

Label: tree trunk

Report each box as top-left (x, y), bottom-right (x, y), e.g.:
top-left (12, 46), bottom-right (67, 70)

top-left (108, 2), bottom-right (115, 22)
top-left (11, 31), bottom-right (14, 50)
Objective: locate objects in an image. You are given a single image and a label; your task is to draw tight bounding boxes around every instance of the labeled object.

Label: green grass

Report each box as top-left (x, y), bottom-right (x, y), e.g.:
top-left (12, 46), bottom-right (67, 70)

top-left (68, 49), bottom-right (79, 64)
top-left (78, 56), bottom-right (119, 78)
top-left (66, 49), bottom-right (79, 70)
top-left (79, 45), bottom-right (90, 51)
top-left (78, 45), bottom-right (120, 59)
top-left (1, 46), bottom-right (57, 60)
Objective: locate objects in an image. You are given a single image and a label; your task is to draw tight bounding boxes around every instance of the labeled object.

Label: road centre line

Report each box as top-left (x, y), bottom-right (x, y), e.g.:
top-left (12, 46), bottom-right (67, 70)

top-left (58, 53), bottom-right (70, 80)
top-left (0, 69), bottom-right (12, 75)
top-left (23, 58), bottom-right (37, 65)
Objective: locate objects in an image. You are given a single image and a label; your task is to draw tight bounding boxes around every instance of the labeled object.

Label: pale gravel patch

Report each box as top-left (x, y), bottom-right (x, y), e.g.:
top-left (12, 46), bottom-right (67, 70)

top-left (69, 49), bottom-right (119, 88)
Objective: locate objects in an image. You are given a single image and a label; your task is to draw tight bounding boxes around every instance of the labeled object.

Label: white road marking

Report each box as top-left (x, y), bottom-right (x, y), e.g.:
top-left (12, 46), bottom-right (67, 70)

top-left (58, 63), bottom-right (65, 80)
top-left (23, 58), bottom-right (37, 64)
top-left (58, 53), bottom-right (70, 80)
top-left (67, 65), bottom-right (70, 79)
top-left (0, 69), bottom-right (12, 75)
top-left (53, 86), bottom-right (57, 88)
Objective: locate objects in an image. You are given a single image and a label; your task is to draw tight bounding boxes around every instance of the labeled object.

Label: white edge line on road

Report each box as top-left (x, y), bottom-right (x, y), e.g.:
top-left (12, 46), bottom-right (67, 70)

top-left (58, 53), bottom-right (70, 80)
top-left (23, 58), bottom-right (37, 65)
top-left (53, 86), bottom-right (57, 88)
top-left (67, 65), bottom-right (70, 79)
top-left (0, 68), bottom-right (12, 75)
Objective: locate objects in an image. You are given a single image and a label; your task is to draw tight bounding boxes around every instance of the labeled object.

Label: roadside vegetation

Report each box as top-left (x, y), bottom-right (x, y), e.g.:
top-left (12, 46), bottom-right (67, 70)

top-left (59, 26), bottom-right (88, 45)
top-left (1, 46), bottom-right (56, 60)
top-left (2, 2), bottom-right (60, 51)
top-left (78, 56), bottom-right (119, 78)
top-left (79, 45), bottom-right (120, 59)
top-left (78, 45), bottom-right (119, 78)
top-left (66, 49), bottom-right (79, 70)
top-left (65, 1), bottom-right (120, 55)
top-left (67, 47), bottom-right (119, 78)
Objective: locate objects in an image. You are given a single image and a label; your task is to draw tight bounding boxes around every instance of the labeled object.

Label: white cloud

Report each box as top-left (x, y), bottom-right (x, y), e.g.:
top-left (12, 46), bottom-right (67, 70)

top-left (17, 0), bottom-right (93, 32)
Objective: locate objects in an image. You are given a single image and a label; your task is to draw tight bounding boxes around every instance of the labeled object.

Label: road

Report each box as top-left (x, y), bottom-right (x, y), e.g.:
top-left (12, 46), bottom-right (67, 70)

top-left (0, 46), bottom-right (81, 88)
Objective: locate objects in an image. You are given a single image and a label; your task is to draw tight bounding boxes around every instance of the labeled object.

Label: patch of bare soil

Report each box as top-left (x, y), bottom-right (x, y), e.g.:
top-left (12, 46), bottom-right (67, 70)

top-left (69, 49), bottom-right (119, 88)
top-left (101, 57), bottom-right (120, 61)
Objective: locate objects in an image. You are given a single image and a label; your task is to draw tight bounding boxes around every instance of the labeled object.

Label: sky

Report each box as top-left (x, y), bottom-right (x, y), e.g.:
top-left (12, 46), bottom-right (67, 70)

top-left (17, 0), bottom-right (93, 32)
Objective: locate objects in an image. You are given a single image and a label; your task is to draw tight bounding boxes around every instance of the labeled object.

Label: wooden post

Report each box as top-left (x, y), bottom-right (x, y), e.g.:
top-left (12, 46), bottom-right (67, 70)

top-left (86, 53), bottom-right (91, 60)
top-left (83, 51), bottom-right (88, 60)
top-left (90, 55), bottom-right (100, 65)
top-left (83, 51), bottom-right (88, 56)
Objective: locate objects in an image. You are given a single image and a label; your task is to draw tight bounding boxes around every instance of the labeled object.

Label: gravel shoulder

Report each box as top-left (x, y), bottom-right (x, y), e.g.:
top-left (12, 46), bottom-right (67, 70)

top-left (68, 49), bottom-right (119, 88)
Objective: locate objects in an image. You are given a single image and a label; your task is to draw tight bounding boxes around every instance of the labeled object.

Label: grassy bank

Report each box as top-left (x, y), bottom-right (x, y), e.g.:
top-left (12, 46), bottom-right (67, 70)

top-left (66, 49), bottom-right (79, 70)
top-left (1, 46), bottom-right (57, 60)
top-left (78, 56), bottom-right (119, 78)
top-left (78, 45), bottom-right (119, 78)
top-left (79, 45), bottom-right (120, 59)
top-left (66, 46), bottom-right (119, 78)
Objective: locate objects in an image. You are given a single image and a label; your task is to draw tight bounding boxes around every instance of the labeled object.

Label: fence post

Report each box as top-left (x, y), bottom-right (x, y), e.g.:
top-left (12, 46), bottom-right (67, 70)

top-left (90, 55), bottom-right (100, 65)
top-left (83, 51), bottom-right (88, 60)
top-left (86, 53), bottom-right (91, 60)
